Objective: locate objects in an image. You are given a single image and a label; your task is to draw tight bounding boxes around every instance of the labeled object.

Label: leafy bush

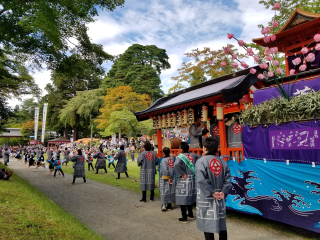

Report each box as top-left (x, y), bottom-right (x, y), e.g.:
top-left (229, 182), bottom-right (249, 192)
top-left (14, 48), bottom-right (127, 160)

top-left (240, 90), bottom-right (320, 126)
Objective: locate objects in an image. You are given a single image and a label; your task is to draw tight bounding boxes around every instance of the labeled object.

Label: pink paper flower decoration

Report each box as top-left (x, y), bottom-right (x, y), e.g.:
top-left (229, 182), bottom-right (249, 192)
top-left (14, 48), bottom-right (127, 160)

top-left (266, 55), bottom-right (272, 61)
top-left (228, 33), bottom-right (234, 39)
top-left (241, 61), bottom-right (249, 68)
top-left (265, 47), bottom-right (270, 54)
top-left (293, 57), bottom-right (301, 65)
top-left (299, 64), bottom-right (307, 72)
top-left (253, 55), bottom-right (260, 62)
top-left (259, 63), bottom-right (268, 69)
top-left (247, 47), bottom-right (253, 55)
top-left (250, 68), bottom-right (257, 74)
top-left (258, 74), bottom-right (264, 80)
top-left (266, 27), bottom-right (271, 34)
top-left (273, 59), bottom-right (279, 66)
top-left (301, 47), bottom-right (308, 54)
top-left (261, 28), bottom-right (267, 35)
top-left (238, 40), bottom-right (245, 47)
top-left (264, 35), bottom-right (270, 43)
top-left (272, 20), bottom-right (278, 28)
top-left (290, 69), bottom-right (296, 75)
top-left (272, 47), bottom-right (279, 53)
top-left (270, 34), bottom-right (276, 41)
top-left (232, 54), bottom-right (238, 59)
top-left (316, 43), bottom-right (320, 51)
top-left (274, 3), bottom-right (280, 10)
top-left (268, 71), bottom-right (274, 77)
top-left (314, 34), bottom-right (320, 42)
top-left (224, 47), bottom-right (230, 54)
top-left (220, 61), bottom-right (227, 67)
top-left (306, 53), bottom-right (315, 62)
top-left (232, 62), bottom-right (238, 68)
top-left (276, 67), bottom-right (282, 74)
top-left (248, 52), bottom-right (254, 56)
top-left (207, 61), bottom-right (213, 64)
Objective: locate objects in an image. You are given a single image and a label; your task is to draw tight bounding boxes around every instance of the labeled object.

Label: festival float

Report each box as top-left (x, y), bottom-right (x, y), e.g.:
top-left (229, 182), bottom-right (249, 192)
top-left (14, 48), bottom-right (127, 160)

top-left (135, 5), bottom-right (320, 234)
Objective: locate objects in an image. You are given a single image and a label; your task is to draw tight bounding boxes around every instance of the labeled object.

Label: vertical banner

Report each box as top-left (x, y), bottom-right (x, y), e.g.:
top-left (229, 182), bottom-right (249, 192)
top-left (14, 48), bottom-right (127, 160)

top-left (41, 103), bottom-right (48, 143)
top-left (34, 107), bottom-right (40, 141)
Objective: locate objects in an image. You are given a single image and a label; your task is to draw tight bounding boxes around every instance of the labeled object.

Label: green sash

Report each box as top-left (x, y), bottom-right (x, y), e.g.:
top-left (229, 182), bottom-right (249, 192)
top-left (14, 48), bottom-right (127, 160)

top-left (178, 153), bottom-right (196, 178)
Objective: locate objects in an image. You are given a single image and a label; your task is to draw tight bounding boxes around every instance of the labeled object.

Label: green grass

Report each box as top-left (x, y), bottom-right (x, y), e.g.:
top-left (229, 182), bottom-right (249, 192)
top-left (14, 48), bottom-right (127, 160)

top-left (0, 164), bottom-right (103, 240)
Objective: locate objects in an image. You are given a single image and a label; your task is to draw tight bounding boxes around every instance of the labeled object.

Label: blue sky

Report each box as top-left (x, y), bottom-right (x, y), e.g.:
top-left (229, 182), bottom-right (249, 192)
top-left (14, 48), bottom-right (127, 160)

top-left (9, 0), bottom-right (274, 106)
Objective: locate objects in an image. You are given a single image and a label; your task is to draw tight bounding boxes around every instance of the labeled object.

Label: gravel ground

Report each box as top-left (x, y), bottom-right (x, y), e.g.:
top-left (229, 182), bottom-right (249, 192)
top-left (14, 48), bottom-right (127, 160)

top-left (8, 158), bottom-right (306, 240)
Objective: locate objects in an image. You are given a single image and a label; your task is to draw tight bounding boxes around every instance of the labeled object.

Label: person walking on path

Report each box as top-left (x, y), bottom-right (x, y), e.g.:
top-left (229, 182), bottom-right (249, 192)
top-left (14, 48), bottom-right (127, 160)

top-left (4, 148), bottom-right (9, 166)
top-left (114, 145), bottom-right (129, 179)
top-left (137, 141), bottom-right (158, 202)
top-left (195, 137), bottom-right (231, 240)
top-left (93, 148), bottom-right (107, 174)
top-left (159, 147), bottom-right (175, 211)
top-left (53, 157), bottom-right (65, 178)
top-left (174, 142), bottom-right (200, 223)
top-left (70, 149), bottom-right (86, 184)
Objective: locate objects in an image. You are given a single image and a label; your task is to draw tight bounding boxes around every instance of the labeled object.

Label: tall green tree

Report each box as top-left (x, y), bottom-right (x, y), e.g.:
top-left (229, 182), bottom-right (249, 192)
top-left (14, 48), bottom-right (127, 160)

top-left (102, 44), bottom-right (171, 102)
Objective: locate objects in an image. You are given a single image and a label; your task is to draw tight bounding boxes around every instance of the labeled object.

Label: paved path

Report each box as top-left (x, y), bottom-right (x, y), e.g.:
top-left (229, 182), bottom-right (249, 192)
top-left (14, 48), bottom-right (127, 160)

top-left (8, 158), bottom-right (306, 240)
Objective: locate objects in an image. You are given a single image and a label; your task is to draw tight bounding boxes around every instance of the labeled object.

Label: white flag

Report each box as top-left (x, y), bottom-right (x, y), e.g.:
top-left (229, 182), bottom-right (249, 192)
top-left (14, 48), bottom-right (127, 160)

top-left (41, 103), bottom-right (48, 143)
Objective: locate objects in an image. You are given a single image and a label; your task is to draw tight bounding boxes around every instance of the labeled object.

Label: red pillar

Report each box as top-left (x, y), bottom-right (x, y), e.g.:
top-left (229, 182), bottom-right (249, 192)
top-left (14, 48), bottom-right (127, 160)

top-left (157, 129), bottom-right (162, 158)
top-left (218, 108), bottom-right (228, 160)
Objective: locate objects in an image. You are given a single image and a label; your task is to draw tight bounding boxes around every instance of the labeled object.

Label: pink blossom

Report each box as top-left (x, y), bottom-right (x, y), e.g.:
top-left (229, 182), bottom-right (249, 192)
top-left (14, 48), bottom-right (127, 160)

top-left (247, 47), bottom-right (253, 56)
top-left (238, 40), bottom-right (245, 47)
top-left (266, 55), bottom-right (272, 61)
top-left (270, 34), bottom-right (276, 41)
top-left (232, 54), bottom-right (238, 59)
top-left (207, 61), bottom-right (213, 64)
top-left (299, 64), bottom-right (307, 72)
top-left (274, 2), bottom-right (280, 10)
top-left (272, 47), bottom-right (279, 53)
top-left (273, 59), bottom-right (279, 66)
top-left (301, 47), bottom-right (308, 54)
top-left (232, 62), bottom-right (238, 68)
top-left (248, 52), bottom-right (254, 56)
top-left (224, 47), bottom-right (230, 54)
top-left (241, 61), bottom-right (249, 68)
top-left (268, 71), bottom-right (274, 77)
top-left (258, 74), bottom-right (264, 80)
top-left (265, 47), bottom-right (270, 54)
top-left (314, 34), bottom-right (320, 42)
top-left (272, 20), bottom-right (278, 28)
top-left (290, 69), bottom-right (296, 75)
top-left (250, 68), bottom-right (257, 74)
top-left (259, 63), bottom-right (268, 69)
top-left (316, 43), bottom-right (320, 51)
top-left (306, 53), bottom-right (315, 62)
top-left (265, 27), bottom-right (271, 34)
top-left (220, 61), bottom-right (227, 67)
top-left (264, 35), bottom-right (270, 43)
top-left (228, 33), bottom-right (234, 39)
top-left (293, 57), bottom-right (301, 65)
top-left (276, 67), bottom-right (282, 74)
top-left (253, 55), bottom-right (260, 62)
top-left (261, 28), bottom-right (267, 35)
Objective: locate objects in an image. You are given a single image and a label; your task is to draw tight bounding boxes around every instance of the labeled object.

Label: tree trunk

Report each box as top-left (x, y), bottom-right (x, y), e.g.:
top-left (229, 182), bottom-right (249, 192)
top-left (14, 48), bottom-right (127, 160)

top-left (73, 126), bottom-right (77, 141)
top-left (64, 128), bottom-right (68, 139)
top-left (90, 113), bottom-right (92, 148)
top-left (118, 129), bottom-right (121, 141)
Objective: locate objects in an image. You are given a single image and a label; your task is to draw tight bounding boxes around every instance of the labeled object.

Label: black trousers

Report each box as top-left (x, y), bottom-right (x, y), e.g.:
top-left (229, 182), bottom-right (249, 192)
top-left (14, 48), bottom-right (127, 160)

top-left (117, 172), bottom-right (129, 178)
top-left (72, 176), bottom-right (86, 183)
top-left (96, 167), bottom-right (107, 173)
top-left (204, 231), bottom-right (227, 240)
top-left (108, 163), bottom-right (116, 168)
top-left (180, 205), bottom-right (193, 219)
top-left (142, 190), bottom-right (154, 200)
top-left (54, 169), bottom-right (64, 177)
top-left (88, 163), bottom-right (94, 171)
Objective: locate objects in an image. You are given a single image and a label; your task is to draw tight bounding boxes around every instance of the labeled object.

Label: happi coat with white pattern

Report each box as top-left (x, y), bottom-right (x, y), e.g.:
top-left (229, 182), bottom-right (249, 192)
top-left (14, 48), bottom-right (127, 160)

top-left (160, 157), bottom-right (175, 204)
top-left (93, 152), bottom-right (107, 169)
top-left (137, 151), bottom-right (158, 191)
top-left (70, 155), bottom-right (86, 178)
top-left (114, 150), bottom-right (127, 173)
top-left (195, 154), bottom-right (231, 233)
top-left (174, 152), bottom-right (200, 205)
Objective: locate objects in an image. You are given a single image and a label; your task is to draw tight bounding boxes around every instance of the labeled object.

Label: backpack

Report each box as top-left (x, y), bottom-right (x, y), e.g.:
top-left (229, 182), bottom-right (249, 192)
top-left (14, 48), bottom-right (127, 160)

top-left (57, 160), bottom-right (61, 166)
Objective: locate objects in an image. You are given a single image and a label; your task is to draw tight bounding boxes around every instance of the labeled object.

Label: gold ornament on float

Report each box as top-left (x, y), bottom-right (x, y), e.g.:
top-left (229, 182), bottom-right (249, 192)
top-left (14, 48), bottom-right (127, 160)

top-left (157, 115), bottom-right (162, 129)
top-left (176, 111), bottom-right (181, 126)
top-left (216, 103), bottom-right (224, 121)
top-left (172, 112), bottom-right (176, 127)
top-left (202, 105), bottom-right (208, 122)
top-left (153, 116), bottom-right (157, 130)
top-left (182, 109), bottom-right (188, 125)
top-left (162, 114), bottom-right (167, 128)
top-left (188, 108), bottom-right (194, 124)
top-left (167, 113), bottom-right (171, 127)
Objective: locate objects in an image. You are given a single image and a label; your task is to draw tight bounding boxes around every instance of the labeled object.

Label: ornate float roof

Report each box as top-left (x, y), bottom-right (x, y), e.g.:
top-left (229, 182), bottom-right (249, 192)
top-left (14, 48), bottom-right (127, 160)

top-left (253, 8), bottom-right (320, 50)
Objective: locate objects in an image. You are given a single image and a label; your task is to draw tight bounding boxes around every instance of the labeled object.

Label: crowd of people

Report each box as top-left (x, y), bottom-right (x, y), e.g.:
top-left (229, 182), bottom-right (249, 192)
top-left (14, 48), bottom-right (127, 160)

top-left (2, 133), bottom-right (231, 240)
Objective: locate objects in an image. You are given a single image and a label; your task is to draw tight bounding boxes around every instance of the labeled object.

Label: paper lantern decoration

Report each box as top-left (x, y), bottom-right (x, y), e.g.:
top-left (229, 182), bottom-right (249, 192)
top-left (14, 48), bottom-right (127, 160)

top-left (166, 113), bottom-right (171, 127)
top-left (153, 116), bottom-right (157, 130)
top-left (157, 115), bottom-right (162, 129)
top-left (216, 103), bottom-right (224, 120)
top-left (202, 105), bottom-right (208, 122)
top-left (187, 108), bottom-right (194, 125)
top-left (182, 109), bottom-right (188, 125)
top-left (171, 112), bottom-right (176, 127)
top-left (162, 114), bottom-right (167, 128)
top-left (176, 111), bottom-right (181, 126)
